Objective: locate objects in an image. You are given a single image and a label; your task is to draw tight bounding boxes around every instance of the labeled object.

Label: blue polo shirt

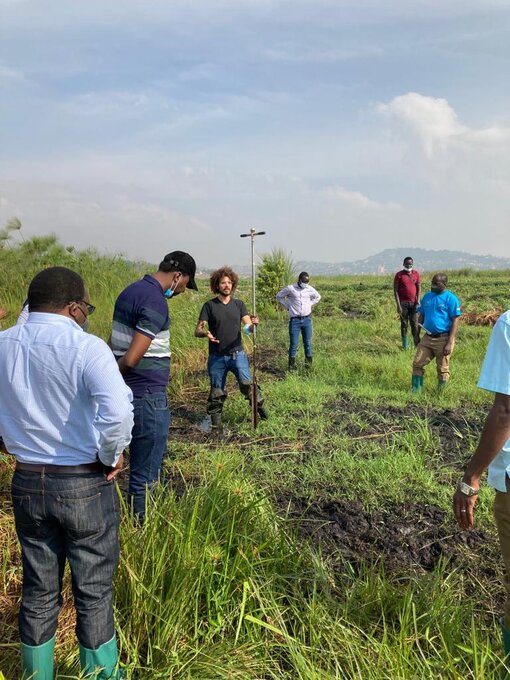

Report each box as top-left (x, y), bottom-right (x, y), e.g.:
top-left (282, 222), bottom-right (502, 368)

top-left (418, 290), bottom-right (461, 334)
top-left (479, 310), bottom-right (510, 492)
top-left (111, 275), bottom-right (170, 398)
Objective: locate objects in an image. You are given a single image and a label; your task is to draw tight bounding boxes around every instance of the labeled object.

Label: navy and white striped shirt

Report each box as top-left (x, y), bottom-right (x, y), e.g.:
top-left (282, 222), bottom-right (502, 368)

top-left (111, 275), bottom-right (170, 397)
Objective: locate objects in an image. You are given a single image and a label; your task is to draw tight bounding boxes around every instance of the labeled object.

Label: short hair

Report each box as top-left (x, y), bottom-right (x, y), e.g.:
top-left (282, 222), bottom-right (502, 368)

top-left (28, 267), bottom-right (85, 312)
top-left (298, 271), bottom-right (309, 282)
top-left (433, 272), bottom-right (448, 285)
top-left (209, 267), bottom-right (239, 294)
top-left (403, 256), bottom-right (413, 264)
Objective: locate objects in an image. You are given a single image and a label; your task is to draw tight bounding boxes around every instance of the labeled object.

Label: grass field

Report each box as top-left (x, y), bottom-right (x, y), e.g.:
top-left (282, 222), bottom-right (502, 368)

top-left (0, 238), bottom-right (509, 678)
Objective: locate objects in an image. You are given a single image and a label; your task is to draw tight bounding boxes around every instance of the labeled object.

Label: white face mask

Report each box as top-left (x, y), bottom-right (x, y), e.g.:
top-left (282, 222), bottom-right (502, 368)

top-left (298, 281), bottom-right (309, 289)
top-left (403, 266), bottom-right (413, 272)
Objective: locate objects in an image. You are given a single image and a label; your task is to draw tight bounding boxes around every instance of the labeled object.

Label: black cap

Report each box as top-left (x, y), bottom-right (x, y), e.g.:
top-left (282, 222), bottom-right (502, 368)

top-left (159, 251), bottom-right (198, 290)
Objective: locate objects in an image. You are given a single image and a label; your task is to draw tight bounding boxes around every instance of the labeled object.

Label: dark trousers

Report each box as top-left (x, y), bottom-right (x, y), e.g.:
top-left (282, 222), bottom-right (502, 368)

top-left (129, 392), bottom-right (171, 521)
top-left (12, 469), bottom-right (119, 649)
top-left (400, 301), bottom-right (418, 340)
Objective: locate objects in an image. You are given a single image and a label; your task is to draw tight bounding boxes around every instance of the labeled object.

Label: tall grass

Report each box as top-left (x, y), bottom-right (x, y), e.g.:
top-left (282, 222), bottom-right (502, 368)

top-left (0, 238), bottom-right (509, 678)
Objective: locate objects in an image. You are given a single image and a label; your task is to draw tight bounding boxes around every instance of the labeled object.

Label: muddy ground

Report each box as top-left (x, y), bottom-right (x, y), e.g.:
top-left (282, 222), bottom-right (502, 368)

top-left (169, 384), bottom-right (497, 578)
top-left (278, 494), bottom-right (497, 575)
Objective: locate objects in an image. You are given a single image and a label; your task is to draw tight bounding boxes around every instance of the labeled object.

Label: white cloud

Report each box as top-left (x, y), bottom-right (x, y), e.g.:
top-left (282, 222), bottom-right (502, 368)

top-left (320, 185), bottom-right (402, 211)
top-left (378, 92), bottom-right (510, 158)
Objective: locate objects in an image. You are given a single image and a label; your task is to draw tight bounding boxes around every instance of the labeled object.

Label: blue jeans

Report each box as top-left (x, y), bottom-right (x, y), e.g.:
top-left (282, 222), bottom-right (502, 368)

top-left (207, 351), bottom-right (254, 414)
top-left (129, 392), bottom-right (171, 521)
top-left (289, 315), bottom-right (313, 358)
top-left (11, 469), bottom-right (119, 649)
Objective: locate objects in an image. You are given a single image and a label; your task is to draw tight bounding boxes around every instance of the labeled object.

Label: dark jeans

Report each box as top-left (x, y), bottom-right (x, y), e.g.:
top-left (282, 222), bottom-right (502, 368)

top-left (11, 469), bottom-right (119, 649)
top-left (128, 392), bottom-right (171, 520)
top-left (400, 301), bottom-right (418, 340)
top-left (289, 315), bottom-right (313, 358)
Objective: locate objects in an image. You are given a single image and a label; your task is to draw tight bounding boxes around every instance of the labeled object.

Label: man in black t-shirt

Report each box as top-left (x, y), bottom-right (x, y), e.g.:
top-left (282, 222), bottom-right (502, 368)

top-left (195, 266), bottom-right (267, 428)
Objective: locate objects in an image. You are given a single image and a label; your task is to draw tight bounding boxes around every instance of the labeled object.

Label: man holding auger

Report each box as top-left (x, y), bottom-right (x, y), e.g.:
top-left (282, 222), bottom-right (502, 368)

top-left (195, 266), bottom-right (267, 429)
top-left (453, 307), bottom-right (510, 671)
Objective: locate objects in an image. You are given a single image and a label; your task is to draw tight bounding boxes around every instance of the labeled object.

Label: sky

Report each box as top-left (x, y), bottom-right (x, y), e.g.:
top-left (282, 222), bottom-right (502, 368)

top-left (1, 0), bottom-right (509, 268)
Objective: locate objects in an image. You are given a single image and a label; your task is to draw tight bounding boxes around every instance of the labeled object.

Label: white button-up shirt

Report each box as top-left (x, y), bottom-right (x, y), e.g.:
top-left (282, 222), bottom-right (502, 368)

top-left (276, 283), bottom-right (321, 318)
top-left (0, 312), bottom-right (133, 466)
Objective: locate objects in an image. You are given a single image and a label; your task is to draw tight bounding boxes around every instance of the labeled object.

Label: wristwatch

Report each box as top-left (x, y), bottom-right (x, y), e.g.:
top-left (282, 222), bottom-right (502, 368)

top-left (457, 480), bottom-right (479, 497)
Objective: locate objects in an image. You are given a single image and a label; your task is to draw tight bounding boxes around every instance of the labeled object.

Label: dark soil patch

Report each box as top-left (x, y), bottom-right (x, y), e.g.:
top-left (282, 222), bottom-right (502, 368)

top-left (278, 495), bottom-right (498, 576)
top-left (256, 347), bottom-right (286, 379)
top-left (325, 393), bottom-right (487, 467)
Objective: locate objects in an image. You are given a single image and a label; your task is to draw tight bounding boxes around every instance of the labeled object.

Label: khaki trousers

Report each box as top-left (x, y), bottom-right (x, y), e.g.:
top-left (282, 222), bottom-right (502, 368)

top-left (495, 481), bottom-right (510, 627)
top-left (412, 334), bottom-right (453, 380)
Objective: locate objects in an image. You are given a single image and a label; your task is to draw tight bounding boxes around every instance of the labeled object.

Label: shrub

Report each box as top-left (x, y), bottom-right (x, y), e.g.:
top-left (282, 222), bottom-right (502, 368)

top-left (256, 248), bottom-right (295, 308)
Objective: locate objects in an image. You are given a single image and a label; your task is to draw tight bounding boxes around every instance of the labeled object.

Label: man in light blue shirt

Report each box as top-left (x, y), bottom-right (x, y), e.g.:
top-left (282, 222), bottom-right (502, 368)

top-left (411, 273), bottom-right (461, 391)
top-left (453, 309), bottom-right (510, 665)
top-left (0, 267), bottom-right (133, 680)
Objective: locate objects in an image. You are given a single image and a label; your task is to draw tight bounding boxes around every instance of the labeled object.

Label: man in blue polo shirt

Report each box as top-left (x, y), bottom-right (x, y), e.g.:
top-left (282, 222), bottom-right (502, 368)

top-left (110, 250), bottom-right (197, 522)
top-left (453, 309), bottom-right (510, 667)
top-left (411, 273), bottom-right (461, 392)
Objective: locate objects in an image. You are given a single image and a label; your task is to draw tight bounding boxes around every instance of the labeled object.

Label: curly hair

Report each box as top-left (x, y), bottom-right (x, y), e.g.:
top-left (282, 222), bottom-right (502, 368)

top-left (210, 267), bottom-right (239, 294)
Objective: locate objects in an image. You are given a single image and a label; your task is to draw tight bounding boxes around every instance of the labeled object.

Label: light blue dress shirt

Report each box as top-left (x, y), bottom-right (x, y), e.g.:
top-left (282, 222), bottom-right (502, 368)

top-left (478, 310), bottom-right (510, 492)
top-left (0, 312), bottom-right (133, 466)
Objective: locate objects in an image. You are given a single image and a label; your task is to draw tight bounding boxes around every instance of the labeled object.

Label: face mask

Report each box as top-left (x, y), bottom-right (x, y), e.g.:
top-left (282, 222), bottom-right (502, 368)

top-left (403, 266), bottom-right (413, 272)
top-left (82, 319), bottom-right (89, 332)
top-left (430, 285), bottom-right (442, 294)
top-left (164, 289), bottom-right (174, 298)
top-left (298, 282), bottom-right (309, 289)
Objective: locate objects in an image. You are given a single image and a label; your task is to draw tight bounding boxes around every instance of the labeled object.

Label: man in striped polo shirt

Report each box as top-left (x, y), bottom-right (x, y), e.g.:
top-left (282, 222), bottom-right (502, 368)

top-left (110, 251), bottom-right (197, 522)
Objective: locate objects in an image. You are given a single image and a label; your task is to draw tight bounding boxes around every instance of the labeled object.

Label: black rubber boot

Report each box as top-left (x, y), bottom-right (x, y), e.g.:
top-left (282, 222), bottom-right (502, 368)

top-left (210, 412), bottom-right (223, 429)
top-left (257, 403), bottom-right (268, 420)
top-left (207, 387), bottom-right (226, 428)
top-left (304, 356), bottom-right (313, 370)
top-left (288, 357), bottom-right (297, 371)
top-left (240, 382), bottom-right (268, 421)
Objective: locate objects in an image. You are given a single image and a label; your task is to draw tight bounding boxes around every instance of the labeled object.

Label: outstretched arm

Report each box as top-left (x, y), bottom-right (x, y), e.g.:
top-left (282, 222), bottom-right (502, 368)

top-left (195, 319), bottom-right (219, 343)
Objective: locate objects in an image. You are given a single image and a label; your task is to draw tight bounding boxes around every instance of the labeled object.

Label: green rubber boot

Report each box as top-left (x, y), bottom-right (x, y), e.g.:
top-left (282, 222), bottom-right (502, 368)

top-left (411, 375), bottom-right (423, 392)
top-left (21, 635), bottom-right (55, 680)
top-left (438, 379), bottom-right (448, 391)
top-left (402, 335), bottom-right (409, 350)
top-left (80, 636), bottom-right (124, 679)
top-left (501, 617), bottom-right (510, 678)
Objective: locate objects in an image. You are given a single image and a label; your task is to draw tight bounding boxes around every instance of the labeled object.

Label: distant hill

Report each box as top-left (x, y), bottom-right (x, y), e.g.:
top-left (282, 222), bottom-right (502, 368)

top-left (293, 248), bottom-right (510, 276)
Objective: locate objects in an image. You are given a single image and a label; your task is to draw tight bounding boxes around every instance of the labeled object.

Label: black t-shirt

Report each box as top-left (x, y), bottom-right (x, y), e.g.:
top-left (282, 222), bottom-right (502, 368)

top-left (199, 297), bottom-right (249, 355)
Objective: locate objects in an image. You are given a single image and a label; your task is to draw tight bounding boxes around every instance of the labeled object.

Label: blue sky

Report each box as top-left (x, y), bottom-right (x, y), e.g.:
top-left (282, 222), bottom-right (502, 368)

top-left (1, 0), bottom-right (509, 267)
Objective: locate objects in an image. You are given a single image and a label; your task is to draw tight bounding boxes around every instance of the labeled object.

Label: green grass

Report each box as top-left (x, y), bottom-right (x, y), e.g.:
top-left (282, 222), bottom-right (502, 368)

top-left (0, 238), bottom-right (509, 678)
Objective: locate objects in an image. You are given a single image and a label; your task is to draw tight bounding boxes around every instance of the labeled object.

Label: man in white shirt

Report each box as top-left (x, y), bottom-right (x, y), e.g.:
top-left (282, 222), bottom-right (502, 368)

top-left (0, 267), bottom-right (133, 680)
top-left (276, 272), bottom-right (321, 370)
top-left (453, 309), bottom-right (510, 665)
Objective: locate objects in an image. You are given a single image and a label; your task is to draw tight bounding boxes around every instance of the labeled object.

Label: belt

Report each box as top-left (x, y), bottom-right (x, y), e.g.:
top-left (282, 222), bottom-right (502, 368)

top-left (291, 314), bottom-right (310, 319)
top-left (425, 332), bottom-right (449, 338)
top-left (16, 461), bottom-right (104, 474)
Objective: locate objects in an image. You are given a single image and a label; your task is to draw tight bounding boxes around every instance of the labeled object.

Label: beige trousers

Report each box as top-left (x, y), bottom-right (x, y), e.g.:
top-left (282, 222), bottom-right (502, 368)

top-left (412, 334), bottom-right (453, 380)
top-left (495, 482), bottom-right (510, 628)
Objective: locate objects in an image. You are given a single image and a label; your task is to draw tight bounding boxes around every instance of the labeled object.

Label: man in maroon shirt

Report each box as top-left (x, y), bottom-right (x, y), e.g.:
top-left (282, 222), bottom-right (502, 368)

top-left (393, 256), bottom-right (421, 350)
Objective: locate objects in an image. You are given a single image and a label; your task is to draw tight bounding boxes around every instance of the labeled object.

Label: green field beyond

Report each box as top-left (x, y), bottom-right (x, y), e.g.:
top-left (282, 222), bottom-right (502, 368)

top-left (1, 238), bottom-right (509, 679)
